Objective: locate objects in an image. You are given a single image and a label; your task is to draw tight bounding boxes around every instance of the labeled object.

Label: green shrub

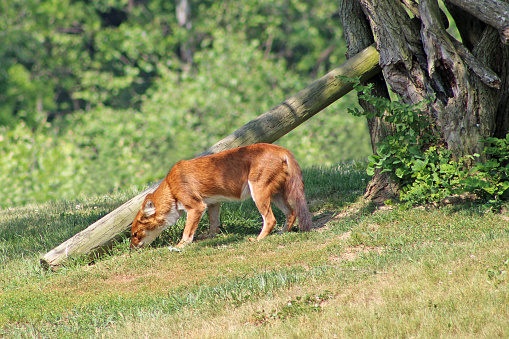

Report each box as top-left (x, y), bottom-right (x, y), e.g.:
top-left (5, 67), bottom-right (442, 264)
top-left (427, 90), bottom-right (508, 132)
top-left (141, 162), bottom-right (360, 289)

top-left (0, 108), bottom-right (175, 207)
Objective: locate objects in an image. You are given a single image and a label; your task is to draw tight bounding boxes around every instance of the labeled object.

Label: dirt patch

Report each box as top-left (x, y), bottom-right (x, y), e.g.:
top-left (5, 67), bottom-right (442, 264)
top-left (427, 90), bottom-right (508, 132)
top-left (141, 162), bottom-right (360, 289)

top-left (313, 205), bottom-right (361, 232)
top-left (338, 231), bottom-right (352, 241)
top-left (109, 274), bottom-right (139, 283)
top-left (312, 212), bottom-right (335, 230)
top-left (329, 244), bottom-right (384, 263)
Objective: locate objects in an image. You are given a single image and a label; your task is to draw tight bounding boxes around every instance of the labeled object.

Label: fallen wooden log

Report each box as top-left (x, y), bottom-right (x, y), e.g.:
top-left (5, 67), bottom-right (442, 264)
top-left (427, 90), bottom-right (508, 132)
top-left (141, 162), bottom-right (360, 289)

top-left (40, 44), bottom-right (381, 270)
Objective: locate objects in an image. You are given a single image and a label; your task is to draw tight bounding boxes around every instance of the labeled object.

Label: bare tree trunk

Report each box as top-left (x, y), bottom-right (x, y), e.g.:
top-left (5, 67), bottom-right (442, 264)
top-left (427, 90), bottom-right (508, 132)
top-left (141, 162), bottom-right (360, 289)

top-left (339, 0), bottom-right (508, 201)
top-left (339, 0), bottom-right (389, 154)
top-left (446, 0), bottom-right (509, 44)
top-left (176, 0), bottom-right (193, 67)
top-left (445, 0), bottom-right (509, 139)
top-left (339, 0), bottom-right (398, 202)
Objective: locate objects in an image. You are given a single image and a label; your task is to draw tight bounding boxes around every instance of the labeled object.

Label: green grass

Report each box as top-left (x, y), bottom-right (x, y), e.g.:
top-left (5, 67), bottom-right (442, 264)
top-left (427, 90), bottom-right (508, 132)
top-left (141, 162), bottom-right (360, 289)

top-left (1, 163), bottom-right (508, 338)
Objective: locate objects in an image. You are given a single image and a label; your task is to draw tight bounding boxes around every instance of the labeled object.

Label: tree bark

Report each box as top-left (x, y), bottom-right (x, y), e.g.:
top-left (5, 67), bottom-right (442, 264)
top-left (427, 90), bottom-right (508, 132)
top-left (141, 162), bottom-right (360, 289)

top-left (358, 0), bottom-right (507, 158)
top-left (446, 0), bottom-right (509, 44)
top-left (339, 0), bottom-right (398, 202)
top-left (446, 0), bottom-right (509, 139)
top-left (176, 0), bottom-right (193, 67)
top-left (41, 45), bottom-right (381, 270)
top-left (339, 0), bottom-right (391, 154)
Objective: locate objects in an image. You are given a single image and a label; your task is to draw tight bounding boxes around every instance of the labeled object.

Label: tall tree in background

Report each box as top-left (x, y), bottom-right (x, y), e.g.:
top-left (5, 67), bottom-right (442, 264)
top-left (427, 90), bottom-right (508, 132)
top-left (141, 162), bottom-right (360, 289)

top-left (339, 0), bottom-right (509, 201)
top-left (176, 0), bottom-right (193, 68)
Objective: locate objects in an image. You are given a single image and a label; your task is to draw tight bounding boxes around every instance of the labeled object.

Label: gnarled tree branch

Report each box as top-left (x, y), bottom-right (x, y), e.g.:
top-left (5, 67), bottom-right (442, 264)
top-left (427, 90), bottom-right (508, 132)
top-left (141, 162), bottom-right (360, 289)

top-left (446, 0), bottom-right (509, 45)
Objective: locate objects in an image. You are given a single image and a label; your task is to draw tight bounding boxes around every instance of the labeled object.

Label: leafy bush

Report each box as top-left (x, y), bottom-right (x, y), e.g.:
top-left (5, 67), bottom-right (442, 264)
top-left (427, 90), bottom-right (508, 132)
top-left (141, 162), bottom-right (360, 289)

top-left (460, 136), bottom-right (509, 205)
top-left (0, 107), bottom-right (201, 207)
top-left (0, 110), bottom-right (154, 207)
top-left (401, 139), bottom-right (509, 208)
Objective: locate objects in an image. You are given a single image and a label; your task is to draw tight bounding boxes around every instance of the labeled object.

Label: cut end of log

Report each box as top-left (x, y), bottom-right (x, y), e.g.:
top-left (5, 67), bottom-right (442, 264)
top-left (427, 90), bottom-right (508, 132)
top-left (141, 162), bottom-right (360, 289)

top-left (40, 234), bottom-right (128, 271)
top-left (40, 257), bottom-right (52, 271)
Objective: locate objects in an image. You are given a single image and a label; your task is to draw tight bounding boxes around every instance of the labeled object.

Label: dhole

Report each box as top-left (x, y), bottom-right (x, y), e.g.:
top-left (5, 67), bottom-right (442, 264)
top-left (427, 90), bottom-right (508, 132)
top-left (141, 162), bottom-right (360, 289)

top-left (130, 143), bottom-right (312, 249)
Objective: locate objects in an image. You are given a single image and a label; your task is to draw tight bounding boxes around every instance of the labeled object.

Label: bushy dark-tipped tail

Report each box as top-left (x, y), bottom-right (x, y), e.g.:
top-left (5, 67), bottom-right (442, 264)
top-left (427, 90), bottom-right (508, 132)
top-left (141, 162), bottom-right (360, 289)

top-left (286, 154), bottom-right (312, 232)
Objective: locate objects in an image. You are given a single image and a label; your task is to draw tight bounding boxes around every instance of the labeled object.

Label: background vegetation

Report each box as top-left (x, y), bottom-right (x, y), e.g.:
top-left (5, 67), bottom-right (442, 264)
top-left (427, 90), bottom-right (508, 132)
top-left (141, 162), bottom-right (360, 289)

top-left (0, 0), bottom-right (369, 208)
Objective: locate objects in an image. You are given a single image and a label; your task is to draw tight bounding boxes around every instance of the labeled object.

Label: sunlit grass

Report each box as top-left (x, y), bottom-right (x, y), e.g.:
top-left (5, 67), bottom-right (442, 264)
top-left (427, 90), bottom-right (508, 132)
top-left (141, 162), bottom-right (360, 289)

top-left (1, 164), bottom-right (508, 338)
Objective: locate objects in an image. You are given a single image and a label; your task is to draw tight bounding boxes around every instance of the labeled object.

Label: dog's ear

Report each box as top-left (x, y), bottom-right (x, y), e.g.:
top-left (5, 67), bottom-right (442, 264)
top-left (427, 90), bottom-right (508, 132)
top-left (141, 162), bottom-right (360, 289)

top-left (143, 199), bottom-right (156, 217)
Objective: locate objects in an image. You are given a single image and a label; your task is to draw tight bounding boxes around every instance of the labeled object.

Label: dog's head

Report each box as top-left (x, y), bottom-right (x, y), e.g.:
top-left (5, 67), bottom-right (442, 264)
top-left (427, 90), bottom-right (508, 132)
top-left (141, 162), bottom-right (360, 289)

top-left (130, 193), bottom-right (179, 249)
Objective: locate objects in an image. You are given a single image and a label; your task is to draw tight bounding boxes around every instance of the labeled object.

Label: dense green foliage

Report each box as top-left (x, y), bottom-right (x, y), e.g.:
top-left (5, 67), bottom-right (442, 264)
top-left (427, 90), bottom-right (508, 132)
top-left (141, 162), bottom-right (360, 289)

top-left (1, 0), bottom-right (371, 207)
top-left (1, 0), bottom-right (347, 124)
top-left (402, 136), bottom-right (509, 208)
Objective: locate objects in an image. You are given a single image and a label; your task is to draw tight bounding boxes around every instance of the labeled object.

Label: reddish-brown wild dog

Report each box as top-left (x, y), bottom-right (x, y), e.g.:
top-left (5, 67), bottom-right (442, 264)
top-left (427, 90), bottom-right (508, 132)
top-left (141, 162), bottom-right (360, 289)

top-left (130, 143), bottom-right (312, 249)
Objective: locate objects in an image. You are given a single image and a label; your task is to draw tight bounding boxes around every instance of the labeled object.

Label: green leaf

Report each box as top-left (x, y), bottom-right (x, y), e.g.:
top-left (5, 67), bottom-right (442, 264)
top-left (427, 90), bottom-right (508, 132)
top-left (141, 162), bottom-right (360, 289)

top-left (411, 159), bottom-right (428, 172)
top-left (409, 145), bottom-right (422, 155)
top-left (368, 155), bottom-right (381, 164)
top-left (395, 167), bottom-right (406, 178)
top-left (366, 166), bottom-right (375, 176)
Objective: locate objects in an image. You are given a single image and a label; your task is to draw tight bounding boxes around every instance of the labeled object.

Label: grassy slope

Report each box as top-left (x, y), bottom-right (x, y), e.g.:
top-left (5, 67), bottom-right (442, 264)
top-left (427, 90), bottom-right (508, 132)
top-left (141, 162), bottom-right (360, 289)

top-left (1, 164), bottom-right (508, 338)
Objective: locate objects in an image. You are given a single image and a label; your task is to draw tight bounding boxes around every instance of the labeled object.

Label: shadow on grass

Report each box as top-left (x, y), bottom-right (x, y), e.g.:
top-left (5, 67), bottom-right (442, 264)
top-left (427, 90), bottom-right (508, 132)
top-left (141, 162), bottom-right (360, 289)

top-left (194, 233), bottom-right (247, 248)
top-left (9, 166), bottom-right (373, 266)
top-left (0, 198), bottom-right (127, 262)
